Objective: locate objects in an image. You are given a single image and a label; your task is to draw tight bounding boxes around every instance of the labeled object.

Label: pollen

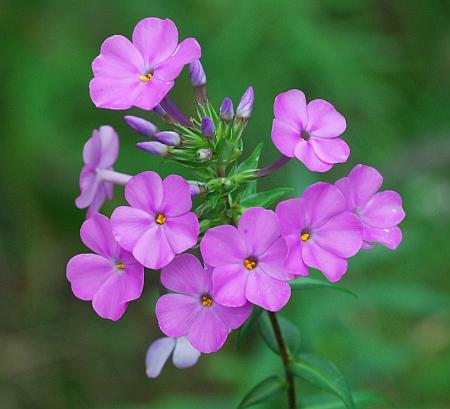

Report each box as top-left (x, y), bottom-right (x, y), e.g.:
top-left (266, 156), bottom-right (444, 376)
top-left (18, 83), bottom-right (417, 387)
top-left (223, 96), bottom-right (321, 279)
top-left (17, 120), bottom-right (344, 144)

top-left (300, 232), bottom-right (310, 242)
top-left (201, 294), bottom-right (213, 308)
top-left (244, 258), bottom-right (257, 270)
top-left (139, 73), bottom-right (153, 82)
top-left (116, 263), bottom-right (125, 270)
top-left (155, 213), bottom-right (167, 225)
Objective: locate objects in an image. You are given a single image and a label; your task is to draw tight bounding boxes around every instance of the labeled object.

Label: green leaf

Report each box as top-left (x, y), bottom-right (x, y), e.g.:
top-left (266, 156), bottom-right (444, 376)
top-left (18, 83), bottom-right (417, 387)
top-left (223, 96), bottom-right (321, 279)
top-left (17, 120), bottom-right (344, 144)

top-left (289, 277), bottom-right (357, 298)
top-left (240, 187), bottom-right (293, 208)
top-left (237, 376), bottom-right (287, 409)
top-left (236, 306), bottom-right (263, 349)
top-left (300, 390), bottom-right (388, 409)
top-left (289, 354), bottom-right (355, 409)
top-left (237, 143), bottom-right (263, 173)
top-left (258, 313), bottom-right (301, 355)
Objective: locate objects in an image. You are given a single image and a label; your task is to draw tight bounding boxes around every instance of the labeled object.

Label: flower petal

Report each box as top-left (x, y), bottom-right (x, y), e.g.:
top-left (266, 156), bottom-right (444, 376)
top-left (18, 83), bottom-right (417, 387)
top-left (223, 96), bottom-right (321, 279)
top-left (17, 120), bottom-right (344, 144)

top-left (245, 269), bottom-right (291, 311)
top-left (274, 89), bottom-right (307, 130)
top-left (92, 274), bottom-right (129, 321)
top-left (212, 264), bottom-right (249, 307)
top-left (161, 254), bottom-right (211, 296)
top-left (200, 225), bottom-right (246, 267)
top-left (346, 164), bottom-right (383, 208)
top-left (80, 213), bottom-right (119, 258)
top-left (145, 337), bottom-right (176, 378)
top-left (125, 171), bottom-right (164, 213)
top-left (156, 294), bottom-right (201, 337)
top-left (306, 99), bottom-right (346, 138)
top-left (302, 243), bottom-right (348, 282)
top-left (97, 125), bottom-right (119, 168)
top-left (309, 137), bottom-right (349, 164)
top-left (163, 212), bottom-right (199, 255)
top-left (132, 77), bottom-right (174, 110)
top-left (187, 309), bottom-right (229, 353)
top-left (361, 191), bottom-right (405, 228)
top-left (213, 303), bottom-right (252, 330)
top-left (275, 198), bottom-right (306, 237)
top-left (294, 140), bottom-right (334, 173)
top-left (271, 118), bottom-right (300, 157)
top-left (172, 337), bottom-right (201, 369)
top-left (82, 130), bottom-right (101, 165)
top-left (86, 185), bottom-right (108, 218)
top-left (363, 225), bottom-right (403, 250)
top-left (258, 238), bottom-right (290, 280)
top-left (284, 235), bottom-right (310, 276)
top-left (75, 168), bottom-right (98, 209)
top-left (161, 175), bottom-right (192, 217)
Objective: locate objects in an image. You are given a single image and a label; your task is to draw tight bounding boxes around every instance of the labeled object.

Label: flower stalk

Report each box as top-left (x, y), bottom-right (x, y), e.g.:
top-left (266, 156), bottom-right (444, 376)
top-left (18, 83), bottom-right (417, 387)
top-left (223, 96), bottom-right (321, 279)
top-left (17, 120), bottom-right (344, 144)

top-left (97, 169), bottom-right (131, 185)
top-left (257, 155), bottom-right (291, 177)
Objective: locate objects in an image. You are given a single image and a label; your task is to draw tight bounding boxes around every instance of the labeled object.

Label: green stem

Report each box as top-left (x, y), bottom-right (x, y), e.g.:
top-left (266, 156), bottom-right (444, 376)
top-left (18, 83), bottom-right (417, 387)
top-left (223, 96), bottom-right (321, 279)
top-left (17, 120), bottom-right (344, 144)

top-left (267, 311), bottom-right (297, 409)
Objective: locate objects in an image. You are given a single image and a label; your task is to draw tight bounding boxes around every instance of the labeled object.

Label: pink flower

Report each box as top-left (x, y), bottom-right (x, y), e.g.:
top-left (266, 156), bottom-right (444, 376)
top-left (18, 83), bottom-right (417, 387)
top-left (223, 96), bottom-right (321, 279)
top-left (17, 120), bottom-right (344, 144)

top-left (336, 164), bottom-right (405, 250)
top-left (66, 213), bottom-right (144, 320)
top-left (90, 17), bottom-right (201, 110)
top-left (276, 182), bottom-right (362, 282)
top-left (75, 126), bottom-right (125, 218)
top-left (271, 89), bottom-right (349, 172)
top-left (110, 171), bottom-right (199, 269)
top-left (200, 207), bottom-right (291, 312)
top-left (155, 254), bottom-right (251, 353)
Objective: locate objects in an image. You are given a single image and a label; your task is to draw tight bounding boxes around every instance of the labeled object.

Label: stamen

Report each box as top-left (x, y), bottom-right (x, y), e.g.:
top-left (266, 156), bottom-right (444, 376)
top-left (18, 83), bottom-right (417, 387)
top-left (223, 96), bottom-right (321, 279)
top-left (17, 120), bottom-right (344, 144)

top-left (300, 232), bottom-right (310, 242)
top-left (139, 73), bottom-right (153, 82)
top-left (116, 263), bottom-right (125, 270)
top-left (155, 213), bottom-right (167, 225)
top-left (201, 294), bottom-right (213, 308)
top-left (244, 257), bottom-right (257, 270)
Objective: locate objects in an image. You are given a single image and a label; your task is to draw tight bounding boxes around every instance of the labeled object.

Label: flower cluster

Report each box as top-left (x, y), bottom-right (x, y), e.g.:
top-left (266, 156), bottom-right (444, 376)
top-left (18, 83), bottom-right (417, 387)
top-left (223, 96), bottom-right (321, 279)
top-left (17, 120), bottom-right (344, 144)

top-left (67, 17), bottom-right (405, 380)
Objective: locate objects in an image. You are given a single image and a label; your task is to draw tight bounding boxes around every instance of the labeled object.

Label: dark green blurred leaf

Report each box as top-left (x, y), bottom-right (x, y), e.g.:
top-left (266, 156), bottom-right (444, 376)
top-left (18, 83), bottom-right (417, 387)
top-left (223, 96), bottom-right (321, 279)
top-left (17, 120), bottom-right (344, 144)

top-left (300, 390), bottom-right (387, 409)
top-left (237, 376), bottom-right (287, 409)
top-left (237, 143), bottom-right (262, 173)
top-left (290, 277), bottom-right (357, 298)
top-left (237, 306), bottom-right (263, 349)
top-left (241, 187), bottom-right (293, 208)
top-left (289, 354), bottom-right (355, 409)
top-left (258, 313), bottom-right (301, 355)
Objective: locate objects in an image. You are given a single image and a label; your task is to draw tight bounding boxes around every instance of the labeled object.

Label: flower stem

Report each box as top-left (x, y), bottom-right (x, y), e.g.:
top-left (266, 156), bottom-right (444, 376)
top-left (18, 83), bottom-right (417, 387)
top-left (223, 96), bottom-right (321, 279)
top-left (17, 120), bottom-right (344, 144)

top-left (267, 311), bottom-right (297, 409)
top-left (257, 155), bottom-right (291, 177)
top-left (97, 169), bottom-right (132, 185)
top-left (160, 95), bottom-right (193, 127)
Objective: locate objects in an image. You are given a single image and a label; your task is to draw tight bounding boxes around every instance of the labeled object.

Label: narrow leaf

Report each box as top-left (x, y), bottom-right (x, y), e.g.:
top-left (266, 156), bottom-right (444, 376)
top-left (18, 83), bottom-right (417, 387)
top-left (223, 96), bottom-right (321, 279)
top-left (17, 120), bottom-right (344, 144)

top-left (289, 354), bottom-right (355, 409)
top-left (241, 188), bottom-right (293, 208)
top-left (237, 143), bottom-right (263, 173)
top-left (237, 306), bottom-right (263, 349)
top-left (289, 277), bottom-right (357, 298)
top-left (258, 313), bottom-right (301, 355)
top-left (300, 390), bottom-right (388, 409)
top-left (237, 376), bottom-right (287, 409)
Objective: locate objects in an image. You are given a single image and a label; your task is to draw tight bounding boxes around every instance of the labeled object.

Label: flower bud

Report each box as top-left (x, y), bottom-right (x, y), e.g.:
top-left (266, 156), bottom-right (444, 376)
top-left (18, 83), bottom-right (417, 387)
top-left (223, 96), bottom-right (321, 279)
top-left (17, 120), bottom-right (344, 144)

top-left (220, 97), bottom-right (234, 121)
top-left (189, 183), bottom-right (201, 197)
top-left (137, 141), bottom-right (169, 157)
top-left (124, 115), bottom-right (158, 137)
top-left (200, 117), bottom-right (215, 138)
top-left (236, 86), bottom-right (254, 120)
top-left (197, 148), bottom-right (212, 160)
top-left (189, 60), bottom-right (206, 87)
top-left (153, 131), bottom-right (181, 146)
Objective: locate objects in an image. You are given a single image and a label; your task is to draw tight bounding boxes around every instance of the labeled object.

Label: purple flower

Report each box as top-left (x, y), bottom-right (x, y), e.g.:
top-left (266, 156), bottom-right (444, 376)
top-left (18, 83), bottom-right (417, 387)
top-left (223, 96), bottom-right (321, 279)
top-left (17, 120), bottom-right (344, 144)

top-left (66, 213), bottom-right (144, 320)
top-left (153, 131), bottom-right (181, 146)
top-left (156, 254), bottom-right (251, 353)
top-left (75, 126), bottom-right (119, 217)
top-left (90, 17), bottom-right (201, 110)
top-left (220, 97), bottom-right (234, 121)
top-left (200, 116), bottom-right (215, 137)
top-left (124, 115), bottom-right (158, 137)
top-left (146, 336), bottom-right (200, 378)
top-left (236, 86), bottom-right (254, 120)
top-left (336, 164), bottom-right (405, 250)
top-left (137, 141), bottom-right (170, 157)
top-left (111, 171), bottom-right (199, 269)
top-left (271, 89), bottom-right (349, 172)
top-left (189, 59), bottom-right (206, 87)
top-left (200, 207), bottom-right (291, 312)
top-left (276, 182), bottom-right (363, 282)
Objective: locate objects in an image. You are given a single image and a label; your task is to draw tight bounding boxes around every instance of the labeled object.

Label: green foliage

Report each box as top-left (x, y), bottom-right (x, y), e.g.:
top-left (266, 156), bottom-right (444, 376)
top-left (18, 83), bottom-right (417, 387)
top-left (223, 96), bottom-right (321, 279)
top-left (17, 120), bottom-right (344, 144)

top-left (237, 306), bottom-right (263, 349)
top-left (289, 277), bottom-right (357, 297)
top-left (299, 391), bottom-right (388, 409)
top-left (240, 187), bottom-right (293, 209)
top-left (237, 376), bottom-right (287, 409)
top-left (258, 313), bottom-right (301, 356)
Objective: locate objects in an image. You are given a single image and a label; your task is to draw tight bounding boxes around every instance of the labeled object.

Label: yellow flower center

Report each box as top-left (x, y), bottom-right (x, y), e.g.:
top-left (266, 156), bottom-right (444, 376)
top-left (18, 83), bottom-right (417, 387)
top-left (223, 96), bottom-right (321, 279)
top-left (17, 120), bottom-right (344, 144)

top-left (300, 232), bottom-right (310, 242)
top-left (244, 258), bottom-right (257, 270)
top-left (201, 295), bottom-right (213, 308)
top-left (139, 73), bottom-right (153, 82)
top-left (155, 213), bottom-right (167, 225)
top-left (116, 263), bottom-right (125, 270)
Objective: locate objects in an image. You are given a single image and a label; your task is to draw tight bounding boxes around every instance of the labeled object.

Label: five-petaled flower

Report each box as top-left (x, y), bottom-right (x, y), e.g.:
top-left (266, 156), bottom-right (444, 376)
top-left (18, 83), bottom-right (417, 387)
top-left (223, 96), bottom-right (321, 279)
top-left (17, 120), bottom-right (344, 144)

top-left (90, 17), bottom-right (201, 110)
top-left (336, 164), bottom-right (405, 250)
top-left (271, 89), bottom-right (349, 172)
top-left (66, 213), bottom-right (144, 320)
top-left (156, 254), bottom-right (252, 353)
top-left (276, 182), bottom-right (363, 282)
top-left (111, 171), bottom-right (199, 269)
top-left (200, 207), bottom-right (292, 311)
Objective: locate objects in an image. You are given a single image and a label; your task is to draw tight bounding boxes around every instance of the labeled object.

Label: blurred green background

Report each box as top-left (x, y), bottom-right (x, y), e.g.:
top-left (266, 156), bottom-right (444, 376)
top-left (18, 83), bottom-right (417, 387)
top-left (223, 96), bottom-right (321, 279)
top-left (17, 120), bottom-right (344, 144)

top-left (1, 0), bottom-right (449, 408)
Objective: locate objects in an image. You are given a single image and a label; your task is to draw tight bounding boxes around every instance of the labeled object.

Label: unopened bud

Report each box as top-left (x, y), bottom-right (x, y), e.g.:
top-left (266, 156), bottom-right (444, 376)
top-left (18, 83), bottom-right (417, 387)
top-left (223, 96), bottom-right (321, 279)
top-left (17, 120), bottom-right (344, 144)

top-left (189, 60), bottom-right (206, 87)
top-left (220, 98), bottom-right (234, 121)
top-left (189, 183), bottom-right (201, 197)
top-left (124, 115), bottom-right (158, 137)
top-left (153, 131), bottom-right (181, 146)
top-left (137, 141), bottom-right (169, 157)
top-left (200, 117), bottom-right (215, 138)
top-left (197, 148), bottom-right (212, 160)
top-left (236, 86), bottom-right (254, 120)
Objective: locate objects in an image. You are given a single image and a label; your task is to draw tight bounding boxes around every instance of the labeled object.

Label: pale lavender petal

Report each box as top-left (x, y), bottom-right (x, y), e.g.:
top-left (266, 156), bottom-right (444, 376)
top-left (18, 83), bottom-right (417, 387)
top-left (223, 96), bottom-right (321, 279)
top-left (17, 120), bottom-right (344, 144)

top-left (82, 130), bottom-right (101, 165)
top-left (132, 18), bottom-right (178, 67)
top-left (161, 175), bottom-right (192, 217)
top-left (212, 264), bottom-right (249, 307)
top-left (92, 274), bottom-right (128, 321)
top-left (334, 176), bottom-right (353, 209)
top-left (306, 99), bottom-right (346, 138)
top-left (86, 185), bottom-right (109, 219)
top-left (245, 270), bottom-right (291, 312)
top-left (361, 191), bottom-right (405, 228)
top-left (213, 302), bottom-right (252, 330)
top-left (361, 241), bottom-right (374, 250)
top-left (271, 119), bottom-right (300, 157)
top-left (156, 294), bottom-right (201, 337)
top-left (294, 140), bottom-right (334, 173)
top-left (309, 137), bottom-right (350, 164)
top-left (274, 89), bottom-right (307, 130)
top-left (346, 164), bottom-right (383, 207)
top-left (132, 77), bottom-right (175, 110)
top-left (163, 213), bottom-right (199, 254)
top-left (146, 337), bottom-right (176, 378)
top-left (313, 212), bottom-right (362, 258)
top-left (120, 261), bottom-right (145, 301)
top-left (363, 225), bottom-right (402, 250)
top-left (124, 171), bottom-right (164, 213)
top-left (200, 225), bottom-right (246, 267)
top-left (258, 238), bottom-right (290, 280)
top-left (301, 182), bottom-right (346, 227)
top-left (80, 213), bottom-right (119, 258)
top-left (97, 125), bottom-right (119, 168)
top-left (66, 254), bottom-right (113, 300)
top-left (154, 38), bottom-right (201, 82)
top-left (110, 206), bottom-right (153, 251)
top-left (275, 198), bottom-right (306, 237)
top-left (172, 337), bottom-right (201, 368)
top-left (160, 254), bottom-right (211, 296)
top-left (238, 208), bottom-right (280, 256)
top-left (302, 243), bottom-right (348, 282)
top-left (76, 168), bottom-right (98, 209)
top-left (284, 235), bottom-right (310, 276)
top-left (187, 309), bottom-right (229, 353)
